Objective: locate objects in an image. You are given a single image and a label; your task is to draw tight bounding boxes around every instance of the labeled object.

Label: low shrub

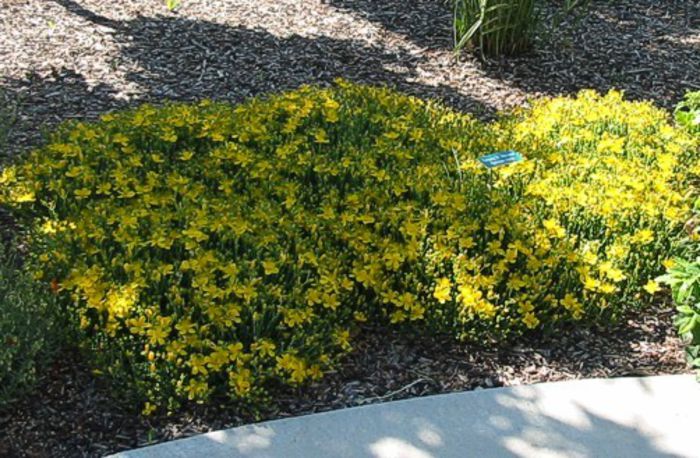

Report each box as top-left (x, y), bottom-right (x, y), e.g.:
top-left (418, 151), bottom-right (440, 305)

top-left (655, 90), bottom-right (700, 378)
top-left (658, 259), bottom-right (700, 376)
top-left (674, 91), bottom-right (700, 135)
top-left (0, 243), bottom-right (63, 407)
top-left (1, 80), bottom-right (696, 413)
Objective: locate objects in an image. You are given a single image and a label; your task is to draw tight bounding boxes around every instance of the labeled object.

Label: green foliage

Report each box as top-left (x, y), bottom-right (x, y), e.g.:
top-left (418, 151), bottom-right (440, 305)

top-left (658, 258), bottom-right (700, 375)
top-left (452, 0), bottom-right (592, 57)
top-left (1, 81), bottom-right (697, 413)
top-left (657, 91), bottom-right (700, 377)
top-left (453, 0), bottom-right (536, 56)
top-left (165, 0), bottom-right (181, 12)
top-left (0, 243), bottom-right (63, 407)
top-left (674, 91), bottom-right (700, 135)
top-left (0, 90), bottom-right (18, 163)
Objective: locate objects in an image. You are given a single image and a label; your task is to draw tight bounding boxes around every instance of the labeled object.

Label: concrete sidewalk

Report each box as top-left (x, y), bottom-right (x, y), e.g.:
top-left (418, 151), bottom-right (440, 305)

top-left (108, 375), bottom-right (699, 458)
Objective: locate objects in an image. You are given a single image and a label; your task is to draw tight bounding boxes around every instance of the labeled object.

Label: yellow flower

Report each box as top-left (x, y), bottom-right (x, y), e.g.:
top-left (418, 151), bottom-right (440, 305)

top-left (74, 188), bottom-right (92, 199)
top-left (142, 402), bottom-right (157, 416)
top-left (128, 316), bottom-right (150, 335)
top-left (0, 166), bottom-right (17, 185)
top-left (227, 342), bottom-right (244, 361)
top-left (251, 340), bottom-right (276, 358)
top-left (314, 129), bottom-right (329, 143)
top-left (308, 364), bottom-right (323, 380)
top-left (189, 355), bottom-right (208, 376)
top-left (277, 353), bottom-right (308, 384)
top-left (229, 369), bottom-right (252, 396)
top-left (206, 348), bottom-right (230, 371)
top-left (560, 293), bottom-right (580, 313)
top-left (522, 312), bottom-right (539, 329)
top-left (583, 275), bottom-right (598, 291)
top-left (390, 310), bottom-right (406, 323)
top-left (607, 268), bottom-right (625, 283)
top-left (334, 329), bottom-right (352, 351)
top-left (433, 278), bottom-right (452, 304)
top-left (383, 250), bottom-right (403, 271)
top-left (353, 311), bottom-right (367, 322)
top-left (147, 325), bottom-right (169, 346)
top-left (185, 378), bottom-right (209, 400)
top-left (262, 260), bottom-right (279, 275)
top-left (662, 258), bottom-right (675, 270)
top-left (643, 280), bottom-right (660, 295)
top-left (175, 318), bottom-right (195, 335)
top-left (599, 283), bottom-right (617, 294)
top-left (282, 307), bottom-right (313, 327)
top-left (542, 219), bottom-right (566, 238)
top-left (632, 229), bottom-right (654, 245)
top-left (322, 292), bottom-right (340, 310)
top-left (306, 288), bottom-right (323, 305)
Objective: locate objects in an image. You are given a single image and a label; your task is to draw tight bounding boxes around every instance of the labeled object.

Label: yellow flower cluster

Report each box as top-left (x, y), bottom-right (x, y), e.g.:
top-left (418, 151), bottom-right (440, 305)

top-left (1, 80), bottom-right (696, 413)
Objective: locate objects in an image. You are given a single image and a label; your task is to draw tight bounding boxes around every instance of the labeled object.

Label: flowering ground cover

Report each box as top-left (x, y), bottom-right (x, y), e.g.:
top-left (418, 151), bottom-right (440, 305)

top-left (0, 1), bottom-right (698, 457)
top-left (2, 79), bottom-right (698, 415)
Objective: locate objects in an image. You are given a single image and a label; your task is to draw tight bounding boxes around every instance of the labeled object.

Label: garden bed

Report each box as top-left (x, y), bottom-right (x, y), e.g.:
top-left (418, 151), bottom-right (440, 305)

top-left (0, 2), bottom-right (698, 458)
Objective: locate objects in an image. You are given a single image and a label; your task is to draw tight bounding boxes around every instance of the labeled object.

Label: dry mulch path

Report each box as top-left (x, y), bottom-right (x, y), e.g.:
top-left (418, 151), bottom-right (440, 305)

top-left (0, 0), bottom-right (698, 154)
top-left (0, 304), bottom-right (690, 458)
top-left (0, 1), bottom-right (697, 457)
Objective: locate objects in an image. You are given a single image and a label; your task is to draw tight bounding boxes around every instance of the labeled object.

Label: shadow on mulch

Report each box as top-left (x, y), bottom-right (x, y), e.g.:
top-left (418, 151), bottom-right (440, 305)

top-left (1, 68), bottom-right (123, 156)
top-left (327, 0), bottom-right (454, 51)
top-left (1, 0), bottom-right (494, 151)
top-left (3, 0), bottom-right (697, 153)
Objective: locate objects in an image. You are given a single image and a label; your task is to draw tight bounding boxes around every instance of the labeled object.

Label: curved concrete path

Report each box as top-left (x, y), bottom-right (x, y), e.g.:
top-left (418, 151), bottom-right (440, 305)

top-left (108, 375), bottom-right (699, 458)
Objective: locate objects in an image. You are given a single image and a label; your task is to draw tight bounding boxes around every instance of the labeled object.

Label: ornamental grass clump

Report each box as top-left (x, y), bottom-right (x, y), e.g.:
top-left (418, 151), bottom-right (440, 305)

top-left (453, 0), bottom-right (536, 56)
top-left (0, 80), bottom-right (697, 413)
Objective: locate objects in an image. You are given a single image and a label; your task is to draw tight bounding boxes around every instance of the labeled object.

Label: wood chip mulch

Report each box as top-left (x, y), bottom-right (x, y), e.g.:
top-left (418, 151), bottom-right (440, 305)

top-left (0, 0), bottom-right (698, 153)
top-left (0, 1), bottom-right (697, 457)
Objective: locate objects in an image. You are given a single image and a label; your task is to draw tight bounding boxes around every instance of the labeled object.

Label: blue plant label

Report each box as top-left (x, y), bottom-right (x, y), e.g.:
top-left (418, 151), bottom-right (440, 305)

top-left (479, 150), bottom-right (523, 168)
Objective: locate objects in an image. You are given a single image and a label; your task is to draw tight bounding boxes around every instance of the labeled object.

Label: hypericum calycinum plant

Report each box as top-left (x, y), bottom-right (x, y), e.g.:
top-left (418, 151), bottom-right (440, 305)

top-left (1, 81), bottom-right (696, 414)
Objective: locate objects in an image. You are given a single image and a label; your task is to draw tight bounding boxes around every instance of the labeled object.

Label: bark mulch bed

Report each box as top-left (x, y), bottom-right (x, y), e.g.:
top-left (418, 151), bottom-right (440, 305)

top-left (0, 0), bottom-right (698, 154)
top-left (0, 1), bottom-right (697, 457)
top-left (0, 303), bottom-right (690, 458)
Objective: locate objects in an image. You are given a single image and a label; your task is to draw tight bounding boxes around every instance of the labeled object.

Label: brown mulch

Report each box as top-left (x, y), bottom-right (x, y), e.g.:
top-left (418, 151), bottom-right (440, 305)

top-left (0, 0), bottom-right (698, 155)
top-left (0, 303), bottom-right (690, 458)
top-left (0, 1), bottom-right (697, 457)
